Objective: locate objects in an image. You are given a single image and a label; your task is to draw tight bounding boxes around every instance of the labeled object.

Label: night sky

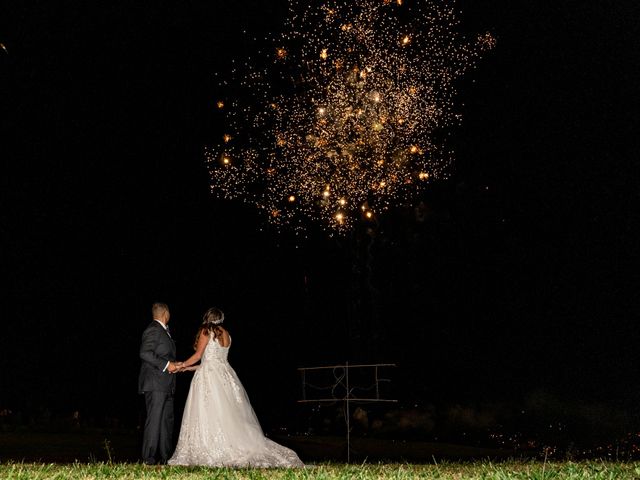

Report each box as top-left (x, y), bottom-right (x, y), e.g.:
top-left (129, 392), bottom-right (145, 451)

top-left (2, 0), bottom-right (639, 433)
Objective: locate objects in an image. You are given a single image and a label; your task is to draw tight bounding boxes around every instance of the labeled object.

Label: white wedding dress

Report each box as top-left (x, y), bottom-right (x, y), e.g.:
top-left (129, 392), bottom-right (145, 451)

top-left (167, 334), bottom-right (304, 467)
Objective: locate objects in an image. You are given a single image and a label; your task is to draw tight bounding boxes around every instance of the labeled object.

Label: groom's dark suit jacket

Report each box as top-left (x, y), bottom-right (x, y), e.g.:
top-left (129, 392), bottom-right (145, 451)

top-left (138, 321), bottom-right (177, 394)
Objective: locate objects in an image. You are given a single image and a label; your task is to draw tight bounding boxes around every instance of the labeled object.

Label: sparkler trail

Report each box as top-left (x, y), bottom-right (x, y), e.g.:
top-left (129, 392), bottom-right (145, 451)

top-left (208, 0), bottom-right (494, 232)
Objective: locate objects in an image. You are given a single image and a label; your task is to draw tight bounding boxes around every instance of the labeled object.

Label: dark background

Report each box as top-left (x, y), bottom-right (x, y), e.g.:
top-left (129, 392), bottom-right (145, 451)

top-left (2, 0), bottom-right (639, 443)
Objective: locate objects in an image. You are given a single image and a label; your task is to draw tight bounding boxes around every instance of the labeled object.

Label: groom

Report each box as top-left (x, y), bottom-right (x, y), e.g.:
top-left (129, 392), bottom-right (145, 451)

top-left (138, 302), bottom-right (182, 464)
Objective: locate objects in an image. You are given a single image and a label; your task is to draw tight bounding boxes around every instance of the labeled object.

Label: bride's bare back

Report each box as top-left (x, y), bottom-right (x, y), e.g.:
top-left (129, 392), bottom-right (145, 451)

top-left (215, 326), bottom-right (231, 348)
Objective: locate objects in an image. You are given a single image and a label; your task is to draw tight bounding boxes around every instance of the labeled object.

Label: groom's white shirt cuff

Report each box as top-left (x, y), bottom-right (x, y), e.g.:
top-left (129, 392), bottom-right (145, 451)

top-left (153, 319), bottom-right (171, 372)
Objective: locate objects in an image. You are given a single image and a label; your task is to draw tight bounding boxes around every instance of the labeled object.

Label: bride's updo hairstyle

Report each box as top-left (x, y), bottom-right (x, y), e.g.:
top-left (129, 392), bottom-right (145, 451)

top-left (193, 307), bottom-right (225, 350)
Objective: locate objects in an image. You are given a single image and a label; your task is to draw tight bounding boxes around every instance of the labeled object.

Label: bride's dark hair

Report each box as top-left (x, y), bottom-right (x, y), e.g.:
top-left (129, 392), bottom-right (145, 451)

top-left (193, 307), bottom-right (225, 350)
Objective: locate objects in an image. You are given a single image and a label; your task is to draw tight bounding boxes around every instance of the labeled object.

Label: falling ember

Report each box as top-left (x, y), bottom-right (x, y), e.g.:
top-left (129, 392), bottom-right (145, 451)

top-left (216, 100), bottom-right (225, 109)
top-left (478, 32), bottom-right (497, 50)
top-left (207, 0), bottom-right (493, 232)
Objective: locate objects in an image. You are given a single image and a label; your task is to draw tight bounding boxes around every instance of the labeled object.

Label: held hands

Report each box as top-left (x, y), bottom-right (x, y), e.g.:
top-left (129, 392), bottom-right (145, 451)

top-left (167, 361), bottom-right (184, 374)
top-left (168, 361), bottom-right (196, 373)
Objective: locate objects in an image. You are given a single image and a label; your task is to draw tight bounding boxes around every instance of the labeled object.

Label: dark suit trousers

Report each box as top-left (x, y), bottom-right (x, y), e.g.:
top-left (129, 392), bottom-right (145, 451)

top-left (142, 391), bottom-right (174, 464)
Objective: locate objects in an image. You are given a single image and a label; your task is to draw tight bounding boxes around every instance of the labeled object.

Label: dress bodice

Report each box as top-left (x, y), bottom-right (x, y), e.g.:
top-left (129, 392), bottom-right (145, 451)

top-left (202, 335), bottom-right (231, 364)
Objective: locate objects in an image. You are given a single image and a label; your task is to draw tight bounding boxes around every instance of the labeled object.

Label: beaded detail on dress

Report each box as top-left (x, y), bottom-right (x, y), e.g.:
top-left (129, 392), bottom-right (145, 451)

top-left (168, 335), bottom-right (304, 467)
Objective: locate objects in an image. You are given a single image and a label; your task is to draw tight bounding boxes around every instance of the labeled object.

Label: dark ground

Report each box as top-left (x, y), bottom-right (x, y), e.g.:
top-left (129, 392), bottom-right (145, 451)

top-left (0, 431), bottom-right (515, 463)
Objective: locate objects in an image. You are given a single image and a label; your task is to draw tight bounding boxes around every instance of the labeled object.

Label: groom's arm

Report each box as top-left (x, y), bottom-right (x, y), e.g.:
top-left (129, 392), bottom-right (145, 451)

top-left (139, 327), bottom-right (171, 372)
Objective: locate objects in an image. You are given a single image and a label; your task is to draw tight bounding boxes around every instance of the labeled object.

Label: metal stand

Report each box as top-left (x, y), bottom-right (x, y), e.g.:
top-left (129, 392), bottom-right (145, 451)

top-left (298, 362), bottom-right (397, 463)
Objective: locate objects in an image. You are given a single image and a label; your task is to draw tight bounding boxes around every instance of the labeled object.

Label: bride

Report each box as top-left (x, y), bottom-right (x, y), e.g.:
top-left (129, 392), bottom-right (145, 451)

top-left (167, 307), bottom-right (304, 467)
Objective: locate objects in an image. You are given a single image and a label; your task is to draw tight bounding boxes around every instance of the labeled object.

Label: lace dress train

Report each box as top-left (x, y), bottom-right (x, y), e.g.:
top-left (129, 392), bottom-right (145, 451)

top-left (167, 335), bottom-right (303, 467)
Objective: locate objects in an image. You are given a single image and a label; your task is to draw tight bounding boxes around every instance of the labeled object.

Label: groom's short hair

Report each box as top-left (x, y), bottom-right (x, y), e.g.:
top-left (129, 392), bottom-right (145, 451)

top-left (152, 302), bottom-right (169, 317)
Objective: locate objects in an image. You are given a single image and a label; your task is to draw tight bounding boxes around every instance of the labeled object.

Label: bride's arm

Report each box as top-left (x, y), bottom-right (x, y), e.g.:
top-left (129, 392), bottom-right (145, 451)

top-left (180, 329), bottom-right (210, 368)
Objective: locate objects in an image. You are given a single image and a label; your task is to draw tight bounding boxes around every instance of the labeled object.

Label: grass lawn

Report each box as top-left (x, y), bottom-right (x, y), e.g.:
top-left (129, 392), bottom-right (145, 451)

top-left (1, 462), bottom-right (640, 479)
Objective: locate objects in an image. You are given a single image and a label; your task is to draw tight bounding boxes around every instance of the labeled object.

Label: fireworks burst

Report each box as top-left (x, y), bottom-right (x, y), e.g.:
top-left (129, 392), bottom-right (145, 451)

top-left (208, 0), bottom-right (494, 232)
